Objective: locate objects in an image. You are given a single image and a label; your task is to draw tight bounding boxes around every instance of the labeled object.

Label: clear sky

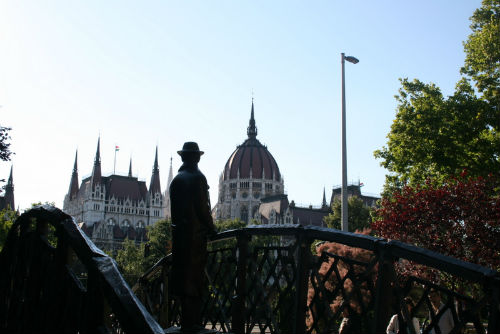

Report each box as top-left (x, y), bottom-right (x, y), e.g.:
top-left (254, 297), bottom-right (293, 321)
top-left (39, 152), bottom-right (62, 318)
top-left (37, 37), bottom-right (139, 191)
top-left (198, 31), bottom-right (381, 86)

top-left (0, 1), bottom-right (481, 211)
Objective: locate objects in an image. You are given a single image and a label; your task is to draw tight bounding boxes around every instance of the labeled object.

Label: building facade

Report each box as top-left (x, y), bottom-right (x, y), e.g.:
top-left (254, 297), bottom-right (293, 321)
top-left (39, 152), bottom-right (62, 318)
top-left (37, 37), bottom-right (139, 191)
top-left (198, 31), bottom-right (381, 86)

top-left (330, 182), bottom-right (379, 208)
top-left (63, 138), bottom-right (164, 251)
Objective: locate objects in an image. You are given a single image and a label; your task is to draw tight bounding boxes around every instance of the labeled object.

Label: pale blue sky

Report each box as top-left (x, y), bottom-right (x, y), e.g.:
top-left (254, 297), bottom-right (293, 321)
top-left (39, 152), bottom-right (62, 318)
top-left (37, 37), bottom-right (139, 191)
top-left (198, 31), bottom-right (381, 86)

top-left (0, 1), bottom-right (480, 210)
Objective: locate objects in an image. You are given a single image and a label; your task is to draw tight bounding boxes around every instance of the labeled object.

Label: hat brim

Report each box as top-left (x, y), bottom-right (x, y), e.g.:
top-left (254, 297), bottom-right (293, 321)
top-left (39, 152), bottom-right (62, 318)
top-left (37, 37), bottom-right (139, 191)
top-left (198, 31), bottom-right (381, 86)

top-left (177, 150), bottom-right (204, 156)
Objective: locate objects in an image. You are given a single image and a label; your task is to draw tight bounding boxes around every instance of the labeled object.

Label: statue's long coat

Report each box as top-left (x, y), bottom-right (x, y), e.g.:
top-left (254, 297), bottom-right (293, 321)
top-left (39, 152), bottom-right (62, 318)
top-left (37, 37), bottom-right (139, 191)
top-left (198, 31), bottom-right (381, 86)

top-left (169, 163), bottom-right (215, 297)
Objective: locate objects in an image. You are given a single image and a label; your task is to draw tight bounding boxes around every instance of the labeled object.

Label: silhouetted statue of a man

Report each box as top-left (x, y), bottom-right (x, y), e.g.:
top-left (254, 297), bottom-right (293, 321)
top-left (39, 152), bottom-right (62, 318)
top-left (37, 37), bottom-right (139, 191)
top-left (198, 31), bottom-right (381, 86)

top-left (170, 142), bottom-right (216, 333)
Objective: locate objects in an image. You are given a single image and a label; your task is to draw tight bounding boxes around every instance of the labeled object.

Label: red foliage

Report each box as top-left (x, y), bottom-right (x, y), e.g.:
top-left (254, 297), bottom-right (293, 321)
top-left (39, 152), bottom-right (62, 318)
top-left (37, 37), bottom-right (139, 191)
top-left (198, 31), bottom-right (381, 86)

top-left (372, 174), bottom-right (500, 270)
top-left (306, 229), bottom-right (377, 330)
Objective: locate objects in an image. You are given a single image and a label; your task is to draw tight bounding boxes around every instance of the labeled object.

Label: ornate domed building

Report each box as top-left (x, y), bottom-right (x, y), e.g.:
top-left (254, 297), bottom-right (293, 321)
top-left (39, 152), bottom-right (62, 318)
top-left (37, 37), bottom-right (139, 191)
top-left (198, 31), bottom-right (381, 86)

top-left (214, 101), bottom-right (285, 223)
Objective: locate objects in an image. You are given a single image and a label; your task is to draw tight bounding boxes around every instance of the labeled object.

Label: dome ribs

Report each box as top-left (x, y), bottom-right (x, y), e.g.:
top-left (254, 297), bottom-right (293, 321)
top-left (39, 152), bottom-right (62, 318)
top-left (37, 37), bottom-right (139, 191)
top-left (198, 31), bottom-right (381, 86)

top-left (238, 146), bottom-right (252, 178)
top-left (225, 151), bottom-right (235, 180)
top-left (224, 141), bottom-right (281, 182)
top-left (222, 101), bottom-right (281, 182)
top-left (253, 145), bottom-right (264, 179)
top-left (269, 151), bottom-right (280, 181)
top-left (228, 149), bottom-right (242, 179)
top-left (249, 146), bottom-right (254, 178)
top-left (262, 148), bottom-right (272, 180)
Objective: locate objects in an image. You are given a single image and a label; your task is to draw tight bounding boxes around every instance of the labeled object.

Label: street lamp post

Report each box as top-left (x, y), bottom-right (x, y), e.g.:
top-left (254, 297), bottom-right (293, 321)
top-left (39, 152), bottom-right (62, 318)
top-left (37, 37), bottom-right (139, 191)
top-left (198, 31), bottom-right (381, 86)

top-left (341, 53), bottom-right (359, 232)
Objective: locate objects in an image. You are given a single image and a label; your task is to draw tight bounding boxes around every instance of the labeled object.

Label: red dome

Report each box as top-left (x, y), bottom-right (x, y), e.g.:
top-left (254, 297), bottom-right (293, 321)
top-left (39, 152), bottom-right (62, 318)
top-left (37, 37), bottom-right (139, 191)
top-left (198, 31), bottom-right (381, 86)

top-left (223, 101), bottom-right (281, 182)
top-left (223, 138), bottom-right (281, 181)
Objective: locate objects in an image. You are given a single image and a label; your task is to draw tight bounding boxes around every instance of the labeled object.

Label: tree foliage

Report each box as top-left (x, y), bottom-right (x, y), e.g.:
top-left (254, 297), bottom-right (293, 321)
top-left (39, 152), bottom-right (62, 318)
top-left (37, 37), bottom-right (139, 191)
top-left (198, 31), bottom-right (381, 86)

top-left (374, 78), bottom-right (498, 192)
top-left (115, 219), bottom-right (172, 284)
top-left (214, 218), bottom-right (246, 232)
top-left (306, 229), bottom-right (375, 333)
top-left (0, 207), bottom-right (18, 252)
top-left (371, 174), bottom-right (500, 271)
top-left (115, 238), bottom-right (146, 285)
top-left (144, 218), bottom-right (172, 268)
top-left (462, 0), bottom-right (500, 111)
top-left (375, 0), bottom-right (500, 193)
top-left (0, 126), bottom-right (12, 163)
top-left (323, 196), bottom-right (372, 232)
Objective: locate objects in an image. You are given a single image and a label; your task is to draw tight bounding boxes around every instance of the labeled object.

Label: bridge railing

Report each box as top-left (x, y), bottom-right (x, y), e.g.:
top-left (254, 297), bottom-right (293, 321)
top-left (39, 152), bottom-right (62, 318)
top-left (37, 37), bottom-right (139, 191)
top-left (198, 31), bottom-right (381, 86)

top-left (0, 205), bottom-right (163, 334)
top-left (135, 224), bottom-right (500, 334)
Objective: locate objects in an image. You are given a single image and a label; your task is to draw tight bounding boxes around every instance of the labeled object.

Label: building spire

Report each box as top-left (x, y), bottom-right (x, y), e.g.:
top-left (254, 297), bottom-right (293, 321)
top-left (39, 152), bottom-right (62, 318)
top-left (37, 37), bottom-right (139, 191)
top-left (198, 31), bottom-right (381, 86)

top-left (153, 146), bottom-right (159, 171)
top-left (95, 136), bottom-right (101, 164)
top-left (168, 156), bottom-right (173, 185)
top-left (73, 150), bottom-right (78, 173)
top-left (91, 137), bottom-right (102, 188)
top-left (163, 156), bottom-right (174, 219)
top-left (247, 98), bottom-right (258, 139)
top-left (4, 165), bottom-right (14, 210)
top-left (68, 150), bottom-right (79, 199)
top-left (322, 187), bottom-right (328, 209)
top-left (149, 146), bottom-right (161, 194)
top-left (128, 158), bottom-right (133, 177)
top-left (7, 165), bottom-right (13, 187)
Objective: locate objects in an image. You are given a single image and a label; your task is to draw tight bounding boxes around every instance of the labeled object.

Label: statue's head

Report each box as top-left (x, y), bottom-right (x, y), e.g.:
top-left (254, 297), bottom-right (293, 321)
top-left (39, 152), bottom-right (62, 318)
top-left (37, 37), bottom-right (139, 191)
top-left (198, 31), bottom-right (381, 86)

top-left (178, 142), bottom-right (204, 163)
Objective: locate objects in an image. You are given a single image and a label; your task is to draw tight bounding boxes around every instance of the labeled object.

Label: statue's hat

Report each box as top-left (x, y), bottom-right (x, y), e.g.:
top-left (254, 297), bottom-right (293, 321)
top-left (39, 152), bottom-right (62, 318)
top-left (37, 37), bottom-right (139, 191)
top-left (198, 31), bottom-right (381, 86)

top-left (177, 142), bottom-right (204, 155)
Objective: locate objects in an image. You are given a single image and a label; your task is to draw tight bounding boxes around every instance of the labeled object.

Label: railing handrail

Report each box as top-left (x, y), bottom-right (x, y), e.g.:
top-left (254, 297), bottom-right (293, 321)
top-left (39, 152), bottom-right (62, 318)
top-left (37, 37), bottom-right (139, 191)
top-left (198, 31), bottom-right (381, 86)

top-left (210, 224), bottom-right (499, 284)
top-left (136, 223), bottom-right (500, 333)
top-left (2, 205), bottom-right (164, 334)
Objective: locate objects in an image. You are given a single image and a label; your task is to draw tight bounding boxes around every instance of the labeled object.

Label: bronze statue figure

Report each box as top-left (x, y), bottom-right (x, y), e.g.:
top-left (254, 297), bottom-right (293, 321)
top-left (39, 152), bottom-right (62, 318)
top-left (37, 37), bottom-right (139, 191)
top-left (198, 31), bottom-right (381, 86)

top-left (169, 142), bottom-right (216, 333)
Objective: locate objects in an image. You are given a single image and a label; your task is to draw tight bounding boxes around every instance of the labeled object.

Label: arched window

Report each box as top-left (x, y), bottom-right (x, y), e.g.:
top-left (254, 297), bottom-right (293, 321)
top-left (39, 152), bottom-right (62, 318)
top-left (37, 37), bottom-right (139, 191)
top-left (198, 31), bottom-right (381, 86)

top-left (240, 206), bottom-right (248, 223)
top-left (252, 206), bottom-right (259, 219)
top-left (107, 218), bottom-right (115, 226)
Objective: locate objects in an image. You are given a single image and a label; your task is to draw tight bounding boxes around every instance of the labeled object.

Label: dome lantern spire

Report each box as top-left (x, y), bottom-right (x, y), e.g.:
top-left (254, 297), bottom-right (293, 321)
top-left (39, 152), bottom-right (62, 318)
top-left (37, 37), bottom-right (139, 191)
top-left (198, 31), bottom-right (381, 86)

top-left (247, 99), bottom-right (258, 139)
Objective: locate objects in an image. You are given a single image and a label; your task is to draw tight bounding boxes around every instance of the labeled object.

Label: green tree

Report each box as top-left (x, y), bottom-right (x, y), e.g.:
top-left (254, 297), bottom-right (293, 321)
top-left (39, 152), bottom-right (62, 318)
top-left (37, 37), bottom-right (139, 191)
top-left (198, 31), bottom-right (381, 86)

top-left (0, 126), bottom-right (12, 163)
top-left (0, 207), bottom-right (17, 251)
top-left (115, 238), bottom-right (145, 285)
top-left (323, 196), bottom-right (372, 232)
top-left (0, 125), bottom-right (13, 185)
top-left (462, 0), bottom-right (500, 114)
top-left (144, 218), bottom-right (172, 268)
top-left (374, 78), bottom-right (498, 192)
top-left (214, 218), bottom-right (246, 232)
top-left (375, 2), bottom-right (500, 193)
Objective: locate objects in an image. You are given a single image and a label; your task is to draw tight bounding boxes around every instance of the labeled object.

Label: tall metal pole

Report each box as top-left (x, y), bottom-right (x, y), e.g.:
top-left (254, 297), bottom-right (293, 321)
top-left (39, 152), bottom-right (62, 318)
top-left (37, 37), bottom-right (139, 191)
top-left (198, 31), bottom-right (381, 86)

top-left (341, 53), bottom-right (348, 232)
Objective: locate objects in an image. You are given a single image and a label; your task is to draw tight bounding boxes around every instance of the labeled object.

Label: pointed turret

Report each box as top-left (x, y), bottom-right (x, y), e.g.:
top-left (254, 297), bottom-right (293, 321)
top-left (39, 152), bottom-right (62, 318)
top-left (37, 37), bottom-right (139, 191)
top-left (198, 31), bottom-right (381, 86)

top-left (247, 99), bottom-right (258, 139)
top-left (4, 166), bottom-right (14, 210)
top-left (128, 158), bottom-right (133, 177)
top-left (7, 166), bottom-right (13, 187)
top-left (322, 187), bottom-right (328, 210)
top-left (163, 157), bottom-right (174, 219)
top-left (149, 146), bottom-right (161, 194)
top-left (91, 137), bottom-right (102, 189)
top-left (68, 150), bottom-right (79, 200)
top-left (167, 156), bottom-right (173, 187)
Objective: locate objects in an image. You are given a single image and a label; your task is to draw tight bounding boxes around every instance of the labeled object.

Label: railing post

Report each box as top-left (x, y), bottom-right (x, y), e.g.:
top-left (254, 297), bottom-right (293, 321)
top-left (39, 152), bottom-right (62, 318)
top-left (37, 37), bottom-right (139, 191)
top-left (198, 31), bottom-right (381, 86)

top-left (159, 265), bottom-right (170, 328)
top-left (372, 241), bottom-right (396, 334)
top-left (487, 277), bottom-right (500, 334)
top-left (232, 233), bottom-right (249, 334)
top-left (294, 230), bottom-right (312, 334)
top-left (85, 268), bottom-right (105, 333)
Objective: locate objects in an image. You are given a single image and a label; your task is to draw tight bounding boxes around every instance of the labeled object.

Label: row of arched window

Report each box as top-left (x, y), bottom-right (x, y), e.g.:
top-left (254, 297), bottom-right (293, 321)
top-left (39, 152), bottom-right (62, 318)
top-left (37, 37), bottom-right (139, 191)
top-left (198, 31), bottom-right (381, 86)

top-left (106, 218), bottom-right (146, 229)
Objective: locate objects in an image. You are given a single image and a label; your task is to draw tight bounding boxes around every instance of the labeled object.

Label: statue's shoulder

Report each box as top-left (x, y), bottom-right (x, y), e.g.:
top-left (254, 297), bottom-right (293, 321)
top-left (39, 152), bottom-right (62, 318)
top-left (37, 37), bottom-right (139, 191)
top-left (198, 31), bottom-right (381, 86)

top-left (194, 169), bottom-right (208, 183)
top-left (170, 171), bottom-right (188, 186)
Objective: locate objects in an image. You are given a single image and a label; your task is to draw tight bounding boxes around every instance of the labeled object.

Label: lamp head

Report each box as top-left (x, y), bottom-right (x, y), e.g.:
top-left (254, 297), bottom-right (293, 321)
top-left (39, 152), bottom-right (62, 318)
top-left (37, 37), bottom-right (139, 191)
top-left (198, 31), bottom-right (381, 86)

top-left (345, 56), bottom-right (359, 64)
